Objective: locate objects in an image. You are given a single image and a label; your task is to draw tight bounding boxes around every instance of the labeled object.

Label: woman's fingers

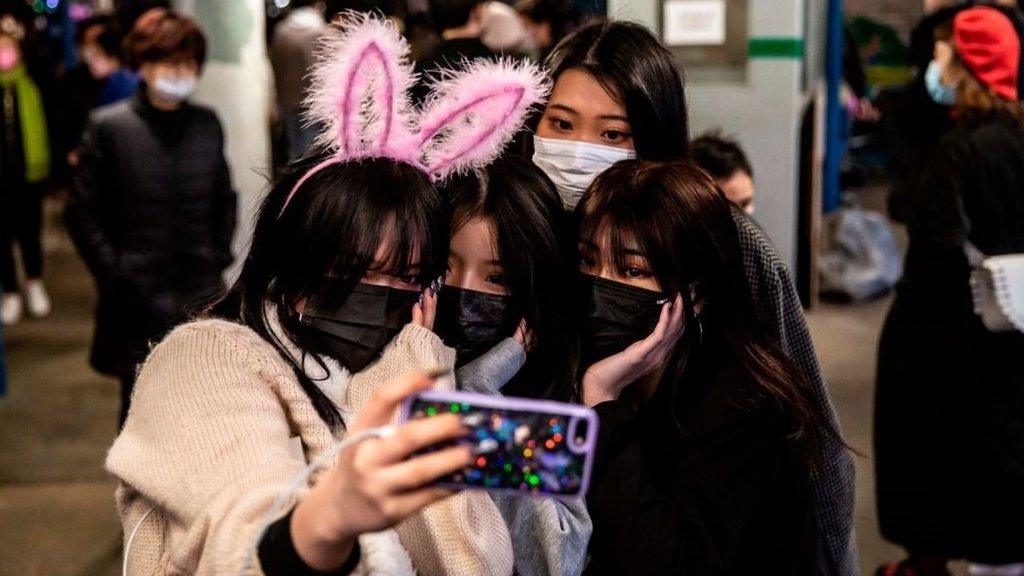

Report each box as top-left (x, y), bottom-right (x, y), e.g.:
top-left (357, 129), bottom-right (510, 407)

top-left (384, 487), bottom-right (455, 520)
top-left (411, 296), bottom-right (425, 327)
top-left (668, 293), bottom-right (686, 338)
top-left (631, 299), bottom-right (674, 358)
top-left (421, 288), bottom-right (437, 331)
top-left (354, 371), bottom-right (437, 430)
top-left (367, 413), bottom-right (467, 466)
top-left (378, 444), bottom-right (473, 491)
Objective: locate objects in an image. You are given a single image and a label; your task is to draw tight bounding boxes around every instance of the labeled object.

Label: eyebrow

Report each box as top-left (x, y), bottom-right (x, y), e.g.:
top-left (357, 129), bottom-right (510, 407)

top-left (550, 103), bottom-right (629, 124)
top-left (548, 103), bottom-right (579, 116)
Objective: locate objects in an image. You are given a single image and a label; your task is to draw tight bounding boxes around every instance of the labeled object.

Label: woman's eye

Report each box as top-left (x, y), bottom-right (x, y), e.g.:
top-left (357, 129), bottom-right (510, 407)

top-left (602, 130), bottom-right (630, 144)
top-left (550, 117), bottom-right (573, 132)
top-left (579, 256), bottom-right (595, 269)
top-left (399, 274), bottom-right (420, 285)
top-left (624, 267), bottom-right (649, 279)
top-left (486, 273), bottom-right (506, 286)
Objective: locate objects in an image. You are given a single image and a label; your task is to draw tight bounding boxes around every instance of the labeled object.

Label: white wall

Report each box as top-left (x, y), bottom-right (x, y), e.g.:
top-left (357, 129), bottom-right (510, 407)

top-left (174, 0), bottom-right (272, 281)
top-left (607, 0), bottom-right (814, 270)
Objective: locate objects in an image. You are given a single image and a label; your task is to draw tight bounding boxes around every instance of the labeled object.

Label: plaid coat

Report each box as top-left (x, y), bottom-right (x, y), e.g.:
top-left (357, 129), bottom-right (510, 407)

top-left (733, 210), bottom-right (858, 576)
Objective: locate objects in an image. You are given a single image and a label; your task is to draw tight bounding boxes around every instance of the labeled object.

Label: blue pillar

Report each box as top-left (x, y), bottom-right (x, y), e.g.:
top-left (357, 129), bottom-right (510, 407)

top-left (824, 0), bottom-right (845, 213)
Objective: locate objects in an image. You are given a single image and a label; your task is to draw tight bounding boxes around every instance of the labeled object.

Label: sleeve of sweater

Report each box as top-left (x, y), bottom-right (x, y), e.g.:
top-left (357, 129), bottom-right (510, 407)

top-left (106, 322), bottom-right (312, 575)
top-left (345, 324), bottom-right (515, 576)
top-left (587, 400), bottom-right (786, 575)
top-left (456, 338), bottom-right (527, 394)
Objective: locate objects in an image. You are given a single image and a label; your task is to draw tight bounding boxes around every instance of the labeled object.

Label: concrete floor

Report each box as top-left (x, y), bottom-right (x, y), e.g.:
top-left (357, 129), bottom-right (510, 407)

top-left (0, 210), bottom-right (970, 576)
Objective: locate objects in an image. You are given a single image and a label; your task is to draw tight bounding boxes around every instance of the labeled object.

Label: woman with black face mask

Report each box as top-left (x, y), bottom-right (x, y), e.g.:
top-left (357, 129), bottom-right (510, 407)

top-left (576, 160), bottom-right (840, 576)
top-left (101, 14), bottom-right (550, 573)
top-left (530, 21), bottom-right (856, 576)
top-left (434, 156), bottom-right (589, 576)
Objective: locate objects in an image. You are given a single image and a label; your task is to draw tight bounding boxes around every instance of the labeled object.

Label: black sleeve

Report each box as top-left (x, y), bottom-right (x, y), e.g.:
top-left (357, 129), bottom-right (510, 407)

top-left (588, 400), bottom-right (786, 575)
top-left (64, 118), bottom-right (121, 287)
top-left (211, 119), bottom-right (237, 269)
top-left (258, 508), bottom-right (362, 576)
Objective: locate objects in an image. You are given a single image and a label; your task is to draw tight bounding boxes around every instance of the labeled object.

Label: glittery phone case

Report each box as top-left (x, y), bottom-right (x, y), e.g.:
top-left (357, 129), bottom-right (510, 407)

top-left (401, 390), bottom-right (599, 500)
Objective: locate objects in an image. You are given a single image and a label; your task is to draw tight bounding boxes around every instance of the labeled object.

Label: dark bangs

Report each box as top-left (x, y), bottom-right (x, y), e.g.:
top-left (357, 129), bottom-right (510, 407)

top-left (272, 157), bottom-right (447, 310)
top-left (579, 162), bottom-right (704, 295)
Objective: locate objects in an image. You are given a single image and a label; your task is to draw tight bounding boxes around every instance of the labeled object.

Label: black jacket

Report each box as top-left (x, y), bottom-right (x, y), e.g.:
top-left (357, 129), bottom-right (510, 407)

top-left (876, 116), bottom-right (1024, 562)
top-left (65, 90), bottom-right (237, 376)
top-left (584, 333), bottom-right (817, 576)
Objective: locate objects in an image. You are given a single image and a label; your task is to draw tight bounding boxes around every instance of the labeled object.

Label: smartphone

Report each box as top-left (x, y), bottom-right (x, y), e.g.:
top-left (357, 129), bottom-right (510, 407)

top-left (401, 390), bottom-right (599, 500)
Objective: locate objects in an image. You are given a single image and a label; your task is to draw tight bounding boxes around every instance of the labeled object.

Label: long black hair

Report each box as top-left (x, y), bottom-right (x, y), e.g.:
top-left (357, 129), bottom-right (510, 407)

top-left (210, 155), bottom-right (449, 431)
top-left (444, 157), bottom-right (578, 401)
top-left (542, 19), bottom-right (690, 160)
top-left (579, 160), bottom-right (837, 455)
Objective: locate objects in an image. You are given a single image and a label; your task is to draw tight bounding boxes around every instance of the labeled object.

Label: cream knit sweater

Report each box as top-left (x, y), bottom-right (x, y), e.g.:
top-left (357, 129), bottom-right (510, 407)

top-left (106, 318), bottom-right (513, 576)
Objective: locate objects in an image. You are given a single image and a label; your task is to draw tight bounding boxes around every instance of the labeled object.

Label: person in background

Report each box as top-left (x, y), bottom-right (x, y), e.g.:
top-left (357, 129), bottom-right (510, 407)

top-left (516, 0), bottom-right (577, 59)
top-left (479, 2), bottom-right (528, 55)
top-left (892, 0), bottom-right (1023, 222)
top-left (875, 8), bottom-right (1024, 576)
top-left (0, 16), bottom-right (52, 326)
top-left (414, 0), bottom-right (496, 100)
top-left (691, 131), bottom-right (755, 215)
top-left (65, 8), bottom-right (237, 426)
top-left (60, 15), bottom-right (138, 173)
top-left (269, 0), bottom-right (327, 161)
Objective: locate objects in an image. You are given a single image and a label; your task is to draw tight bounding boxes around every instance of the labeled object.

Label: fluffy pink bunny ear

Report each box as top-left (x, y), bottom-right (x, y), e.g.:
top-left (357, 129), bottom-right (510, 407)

top-left (304, 12), bottom-right (419, 162)
top-left (417, 58), bottom-right (551, 179)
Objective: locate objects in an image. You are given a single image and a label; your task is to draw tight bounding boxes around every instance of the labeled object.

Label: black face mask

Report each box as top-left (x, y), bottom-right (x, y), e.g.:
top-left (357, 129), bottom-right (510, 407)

top-left (300, 283), bottom-right (421, 372)
top-left (579, 275), bottom-right (669, 369)
top-left (434, 286), bottom-right (519, 367)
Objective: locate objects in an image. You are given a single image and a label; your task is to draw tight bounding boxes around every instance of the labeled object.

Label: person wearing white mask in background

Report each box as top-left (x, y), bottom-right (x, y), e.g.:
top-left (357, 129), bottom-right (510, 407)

top-left (65, 8), bottom-right (237, 427)
top-left (529, 20), bottom-right (859, 576)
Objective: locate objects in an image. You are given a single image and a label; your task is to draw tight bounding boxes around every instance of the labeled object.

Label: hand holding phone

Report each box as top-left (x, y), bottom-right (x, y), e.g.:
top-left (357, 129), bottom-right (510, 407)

top-left (402, 390), bottom-right (598, 500)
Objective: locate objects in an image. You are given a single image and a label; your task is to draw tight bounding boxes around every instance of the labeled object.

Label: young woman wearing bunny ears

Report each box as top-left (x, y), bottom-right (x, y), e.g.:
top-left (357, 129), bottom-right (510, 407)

top-left (105, 14), bottom-right (547, 575)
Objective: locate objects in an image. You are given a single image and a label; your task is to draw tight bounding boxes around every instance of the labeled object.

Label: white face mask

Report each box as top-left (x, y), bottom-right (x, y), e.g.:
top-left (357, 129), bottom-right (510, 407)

top-left (151, 75), bottom-right (197, 103)
top-left (532, 135), bottom-right (637, 210)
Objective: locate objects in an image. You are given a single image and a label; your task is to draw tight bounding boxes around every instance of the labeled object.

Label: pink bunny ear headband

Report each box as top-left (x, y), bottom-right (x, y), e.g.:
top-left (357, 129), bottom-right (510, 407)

top-left (279, 13), bottom-right (551, 216)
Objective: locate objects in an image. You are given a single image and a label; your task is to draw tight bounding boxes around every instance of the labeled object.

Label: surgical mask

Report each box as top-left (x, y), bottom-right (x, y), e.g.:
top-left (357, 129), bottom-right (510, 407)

top-left (0, 48), bottom-right (19, 72)
top-left (299, 283), bottom-right (421, 372)
top-left (533, 136), bottom-right (637, 210)
top-left (925, 60), bottom-right (957, 106)
top-left (579, 275), bottom-right (669, 369)
top-left (434, 286), bottom-right (519, 367)
top-left (151, 74), bottom-right (197, 103)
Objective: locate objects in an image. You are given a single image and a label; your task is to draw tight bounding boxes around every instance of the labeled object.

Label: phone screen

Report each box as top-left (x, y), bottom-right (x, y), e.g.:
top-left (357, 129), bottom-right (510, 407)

top-left (404, 391), bottom-right (598, 499)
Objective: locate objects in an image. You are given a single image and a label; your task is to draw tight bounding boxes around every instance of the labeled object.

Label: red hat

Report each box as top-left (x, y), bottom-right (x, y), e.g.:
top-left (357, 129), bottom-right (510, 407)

top-left (954, 6), bottom-right (1021, 101)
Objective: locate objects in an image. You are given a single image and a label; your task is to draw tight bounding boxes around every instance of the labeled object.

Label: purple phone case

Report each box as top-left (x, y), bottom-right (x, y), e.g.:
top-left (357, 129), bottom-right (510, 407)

top-left (401, 389), bottom-right (599, 501)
